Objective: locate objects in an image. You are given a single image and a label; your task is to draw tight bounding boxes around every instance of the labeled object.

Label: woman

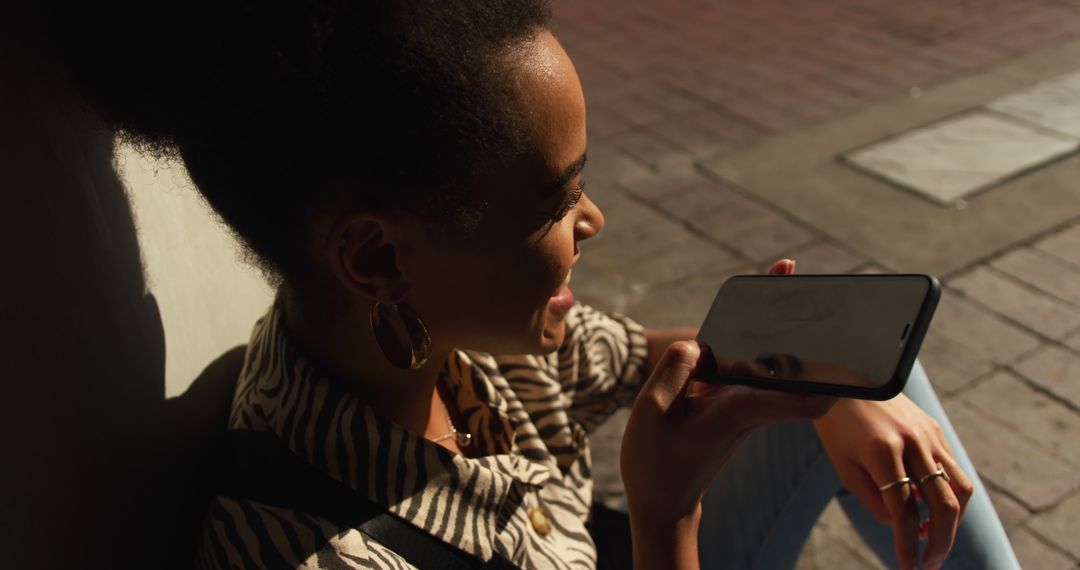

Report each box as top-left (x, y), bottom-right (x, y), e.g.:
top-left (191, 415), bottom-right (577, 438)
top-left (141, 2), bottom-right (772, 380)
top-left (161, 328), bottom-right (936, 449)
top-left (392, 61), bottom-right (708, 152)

top-left (61, 1), bottom-right (1017, 568)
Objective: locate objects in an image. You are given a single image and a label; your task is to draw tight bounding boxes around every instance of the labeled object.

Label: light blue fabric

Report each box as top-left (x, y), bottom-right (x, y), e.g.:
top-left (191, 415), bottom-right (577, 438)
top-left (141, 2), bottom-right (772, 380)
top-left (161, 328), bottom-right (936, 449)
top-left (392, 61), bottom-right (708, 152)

top-left (697, 362), bottom-right (1020, 569)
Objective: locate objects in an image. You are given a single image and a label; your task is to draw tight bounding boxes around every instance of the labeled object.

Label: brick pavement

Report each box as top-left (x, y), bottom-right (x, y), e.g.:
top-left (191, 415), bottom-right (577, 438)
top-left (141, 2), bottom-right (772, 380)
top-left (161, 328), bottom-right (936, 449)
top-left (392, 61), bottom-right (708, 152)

top-left (550, 0), bottom-right (1080, 567)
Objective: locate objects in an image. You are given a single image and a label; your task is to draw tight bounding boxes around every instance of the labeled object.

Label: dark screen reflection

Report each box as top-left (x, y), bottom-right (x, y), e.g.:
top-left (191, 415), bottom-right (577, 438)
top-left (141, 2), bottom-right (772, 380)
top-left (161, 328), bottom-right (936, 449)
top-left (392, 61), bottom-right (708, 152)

top-left (697, 276), bottom-right (931, 388)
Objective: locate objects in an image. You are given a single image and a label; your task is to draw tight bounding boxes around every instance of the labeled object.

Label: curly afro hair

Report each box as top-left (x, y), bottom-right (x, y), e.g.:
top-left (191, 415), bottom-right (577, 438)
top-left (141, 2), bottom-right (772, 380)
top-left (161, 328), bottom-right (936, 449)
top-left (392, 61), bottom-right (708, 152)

top-left (54, 0), bottom-right (553, 285)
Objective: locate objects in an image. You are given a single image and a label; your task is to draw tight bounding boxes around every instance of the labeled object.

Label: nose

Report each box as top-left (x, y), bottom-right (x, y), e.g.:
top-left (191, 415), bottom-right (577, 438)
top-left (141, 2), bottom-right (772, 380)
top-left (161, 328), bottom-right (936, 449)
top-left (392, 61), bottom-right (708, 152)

top-left (574, 191), bottom-right (604, 242)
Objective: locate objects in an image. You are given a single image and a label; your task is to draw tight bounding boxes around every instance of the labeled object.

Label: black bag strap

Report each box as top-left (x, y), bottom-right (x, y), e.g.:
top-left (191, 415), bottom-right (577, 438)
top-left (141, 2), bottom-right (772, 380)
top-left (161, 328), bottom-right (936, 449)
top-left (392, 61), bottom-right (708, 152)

top-left (586, 503), bottom-right (633, 570)
top-left (219, 429), bottom-right (518, 570)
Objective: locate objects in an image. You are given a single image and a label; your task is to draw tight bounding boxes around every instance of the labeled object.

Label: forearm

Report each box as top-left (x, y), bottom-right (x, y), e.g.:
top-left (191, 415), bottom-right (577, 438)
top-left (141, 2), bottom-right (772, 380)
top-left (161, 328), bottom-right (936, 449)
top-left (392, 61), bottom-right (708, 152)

top-left (630, 507), bottom-right (702, 570)
top-left (644, 327), bottom-right (699, 376)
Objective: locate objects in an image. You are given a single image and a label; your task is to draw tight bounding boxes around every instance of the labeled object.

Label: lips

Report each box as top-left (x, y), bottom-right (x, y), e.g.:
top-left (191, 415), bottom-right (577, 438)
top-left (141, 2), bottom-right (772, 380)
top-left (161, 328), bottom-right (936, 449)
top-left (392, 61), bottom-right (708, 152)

top-left (548, 268), bottom-right (575, 313)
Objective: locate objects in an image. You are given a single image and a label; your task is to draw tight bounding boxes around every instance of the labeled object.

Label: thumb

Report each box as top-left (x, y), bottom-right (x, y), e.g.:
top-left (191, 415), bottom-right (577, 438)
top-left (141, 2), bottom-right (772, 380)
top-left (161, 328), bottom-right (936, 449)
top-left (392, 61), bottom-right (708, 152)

top-left (638, 340), bottom-right (704, 412)
top-left (690, 384), bottom-right (837, 429)
top-left (768, 258), bottom-right (796, 275)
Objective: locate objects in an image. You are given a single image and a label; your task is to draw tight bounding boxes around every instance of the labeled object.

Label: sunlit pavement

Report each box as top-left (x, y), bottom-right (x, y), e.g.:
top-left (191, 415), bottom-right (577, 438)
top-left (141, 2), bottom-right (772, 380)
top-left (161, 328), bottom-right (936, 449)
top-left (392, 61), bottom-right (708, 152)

top-left (551, 1), bottom-right (1080, 566)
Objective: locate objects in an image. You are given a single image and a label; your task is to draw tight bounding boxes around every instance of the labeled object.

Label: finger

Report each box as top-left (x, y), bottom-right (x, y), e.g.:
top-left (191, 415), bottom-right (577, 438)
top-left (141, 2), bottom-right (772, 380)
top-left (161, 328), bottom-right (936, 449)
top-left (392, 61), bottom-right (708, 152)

top-left (767, 258), bottom-right (796, 275)
top-left (843, 465), bottom-right (892, 523)
top-left (639, 341), bottom-right (702, 412)
top-left (730, 359), bottom-right (771, 378)
top-left (912, 453), bottom-right (960, 570)
top-left (929, 425), bottom-right (974, 519)
top-left (688, 383), bottom-right (836, 426)
top-left (935, 452), bottom-right (975, 520)
top-left (689, 380), bottom-right (712, 396)
top-left (866, 445), bottom-right (919, 570)
top-left (694, 343), bottom-right (720, 380)
top-left (933, 423), bottom-right (956, 458)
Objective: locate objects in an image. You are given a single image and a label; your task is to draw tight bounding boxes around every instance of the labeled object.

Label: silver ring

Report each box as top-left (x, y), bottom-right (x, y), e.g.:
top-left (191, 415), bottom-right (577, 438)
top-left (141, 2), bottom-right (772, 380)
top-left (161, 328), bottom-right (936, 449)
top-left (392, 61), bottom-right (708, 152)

top-left (917, 462), bottom-right (950, 486)
top-left (878, 476), bottom-right (912, 493)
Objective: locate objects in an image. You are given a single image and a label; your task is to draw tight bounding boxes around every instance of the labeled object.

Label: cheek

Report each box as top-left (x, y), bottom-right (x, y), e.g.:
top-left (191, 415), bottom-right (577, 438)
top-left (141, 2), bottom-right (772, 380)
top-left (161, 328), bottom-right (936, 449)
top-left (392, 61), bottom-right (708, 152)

top-left (514, 225), bottom-right (578, 348)
top-left (408, 225), bottom-right (576, 353)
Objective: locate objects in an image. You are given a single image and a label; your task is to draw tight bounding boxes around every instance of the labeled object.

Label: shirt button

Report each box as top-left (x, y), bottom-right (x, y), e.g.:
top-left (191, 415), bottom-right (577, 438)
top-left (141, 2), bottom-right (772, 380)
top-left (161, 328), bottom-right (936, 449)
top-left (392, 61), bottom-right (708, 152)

top-left (529, 506), bottom-right (552, 536)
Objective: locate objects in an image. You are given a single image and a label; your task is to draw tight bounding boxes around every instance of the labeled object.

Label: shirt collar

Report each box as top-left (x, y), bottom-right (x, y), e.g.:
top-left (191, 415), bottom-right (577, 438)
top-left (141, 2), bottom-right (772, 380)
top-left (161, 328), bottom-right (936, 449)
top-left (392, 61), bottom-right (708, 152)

top-left (230, 301), bottom-right (553, 558)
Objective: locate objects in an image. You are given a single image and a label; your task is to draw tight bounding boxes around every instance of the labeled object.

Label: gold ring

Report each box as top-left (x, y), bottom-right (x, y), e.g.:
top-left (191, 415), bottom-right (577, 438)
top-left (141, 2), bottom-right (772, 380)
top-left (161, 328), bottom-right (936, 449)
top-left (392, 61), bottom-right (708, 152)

top-left (878, 476), bottom-right (912, 493)
top-left (917, 462), bottom-right (950, 486)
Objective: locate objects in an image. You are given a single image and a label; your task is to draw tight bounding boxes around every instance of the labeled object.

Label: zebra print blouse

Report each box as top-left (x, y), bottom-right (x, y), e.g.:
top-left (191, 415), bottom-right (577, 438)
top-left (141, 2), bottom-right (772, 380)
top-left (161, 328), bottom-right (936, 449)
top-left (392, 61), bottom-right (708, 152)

top-left (197, 300), bottom-right (648, 569)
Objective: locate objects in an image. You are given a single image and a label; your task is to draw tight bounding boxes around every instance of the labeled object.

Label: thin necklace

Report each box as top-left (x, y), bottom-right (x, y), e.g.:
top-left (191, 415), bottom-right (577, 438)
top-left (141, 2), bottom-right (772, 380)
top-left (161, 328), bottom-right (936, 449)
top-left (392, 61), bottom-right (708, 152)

top-left (431, 396), bottom-right (473, 447)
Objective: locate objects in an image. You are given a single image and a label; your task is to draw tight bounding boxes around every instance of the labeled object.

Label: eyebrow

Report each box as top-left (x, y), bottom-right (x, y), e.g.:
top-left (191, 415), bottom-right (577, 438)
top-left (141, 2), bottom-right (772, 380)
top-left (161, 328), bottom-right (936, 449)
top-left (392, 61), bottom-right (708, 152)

top-left (543, 152), bottom-right (587, 195)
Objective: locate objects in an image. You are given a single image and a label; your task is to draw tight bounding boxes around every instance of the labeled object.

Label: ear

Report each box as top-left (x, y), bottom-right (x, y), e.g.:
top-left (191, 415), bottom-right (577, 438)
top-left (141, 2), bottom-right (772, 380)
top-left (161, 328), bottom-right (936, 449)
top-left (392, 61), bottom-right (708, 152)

top-left (327, 213), bottom-right (410, 303)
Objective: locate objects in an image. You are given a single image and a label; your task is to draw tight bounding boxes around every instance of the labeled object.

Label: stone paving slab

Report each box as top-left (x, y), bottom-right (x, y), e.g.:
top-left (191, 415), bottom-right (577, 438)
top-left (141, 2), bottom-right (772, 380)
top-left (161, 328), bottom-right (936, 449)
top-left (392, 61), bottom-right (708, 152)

top-left (942, 399), bottom-right (1080, 511)
top-left (1007, 526), bottom-right (1077, 570)
top-left (785, 241), bottom-right (868, 275)
top-left (1029, 490), bottom-right (1080, 560)
top-left (949, 266), bottom-right (1080, 340)
top-left (580, 146), bottom-right (652, 185)
top-left (585, 187), bottom-right (694, 261)
top-left (924, 294), bottom-right (1041, 364)
top-left (616, 166), bottom-right (719, 201)
top-left (587, 407), bottom-right (630, 509)
top-left (811, 499), bottom-right (887, 570)
top-left (550, 1), bottom-right (1080, 566)
top-left (648, 181), bottom-right (755, 223)
top-left (800, 525), bottom-right (885, 570)
top-left (916, 334), bottom-right (996, 394)
top-left (1037, 222), bottom-right (1080, 267)
top-left (677, 196), bottom-right (796, 248)
top-left (843, 110), bottom-right (1079, 205)
top-left (621, 265), bottom-right (756, 329)
top-left (612, 129), bottom-right (691, 171)
top-left (992, 246), bottom-right (1080, 306)
top-left (988, 70), bottom-right (1080, 138)
top-left (1014, 345), bottom-right (1080, 409)
top-left (720, 217), bottom-right (819, 262)
top-left (988, 487), bottom-right (1032, 530)
top-left (699, 41), bottom-right (1080, 276)
top-left (962, 371), bottom-right (1080, 463)
top-left (559, 0), bottom-right (1080, 134)
top-left (619, 238), bottom-right (744, 289)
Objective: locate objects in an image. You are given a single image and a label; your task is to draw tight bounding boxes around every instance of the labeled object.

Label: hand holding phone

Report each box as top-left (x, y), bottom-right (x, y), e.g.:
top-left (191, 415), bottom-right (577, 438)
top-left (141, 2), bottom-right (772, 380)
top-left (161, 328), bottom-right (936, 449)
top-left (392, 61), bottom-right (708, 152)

top-left (693, 263), bottom-right (971, 570)
top-left (695, 273), bottom-right (940, 400)
top-left (620, 340), bottom-right (837, 568)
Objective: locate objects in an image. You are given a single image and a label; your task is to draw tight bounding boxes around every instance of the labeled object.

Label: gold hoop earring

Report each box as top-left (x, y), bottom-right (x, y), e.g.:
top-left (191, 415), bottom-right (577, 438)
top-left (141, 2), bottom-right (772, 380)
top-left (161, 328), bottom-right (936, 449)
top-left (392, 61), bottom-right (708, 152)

top-left (370, 301), bottom-right (431, 369)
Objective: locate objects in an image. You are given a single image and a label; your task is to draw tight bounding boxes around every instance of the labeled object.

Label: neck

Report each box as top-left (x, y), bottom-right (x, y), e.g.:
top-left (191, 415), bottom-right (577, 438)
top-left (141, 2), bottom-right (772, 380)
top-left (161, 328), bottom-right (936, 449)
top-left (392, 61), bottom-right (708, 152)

top-left (278, 285), bottom-right (452, 438)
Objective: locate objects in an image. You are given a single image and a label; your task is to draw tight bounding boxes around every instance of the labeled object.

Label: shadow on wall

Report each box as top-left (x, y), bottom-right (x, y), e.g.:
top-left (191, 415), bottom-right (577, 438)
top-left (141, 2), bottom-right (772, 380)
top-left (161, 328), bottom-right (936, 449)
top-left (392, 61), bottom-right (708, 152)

top-left (0, 22), bottom-right (240, 570)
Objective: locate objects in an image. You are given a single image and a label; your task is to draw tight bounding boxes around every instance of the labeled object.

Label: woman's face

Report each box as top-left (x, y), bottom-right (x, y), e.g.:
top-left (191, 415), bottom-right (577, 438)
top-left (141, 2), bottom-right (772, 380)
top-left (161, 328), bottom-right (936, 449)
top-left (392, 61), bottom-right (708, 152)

top-left (396, 30), bottom-right (601, 355)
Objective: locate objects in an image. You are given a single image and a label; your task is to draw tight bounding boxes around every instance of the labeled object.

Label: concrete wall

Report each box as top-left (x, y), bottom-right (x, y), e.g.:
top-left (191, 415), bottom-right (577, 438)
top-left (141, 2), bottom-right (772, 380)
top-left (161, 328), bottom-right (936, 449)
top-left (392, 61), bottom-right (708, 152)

top-left (115, 144), bottom-right (273, 397)
top-left (0, 23), bottom-right (271, 569)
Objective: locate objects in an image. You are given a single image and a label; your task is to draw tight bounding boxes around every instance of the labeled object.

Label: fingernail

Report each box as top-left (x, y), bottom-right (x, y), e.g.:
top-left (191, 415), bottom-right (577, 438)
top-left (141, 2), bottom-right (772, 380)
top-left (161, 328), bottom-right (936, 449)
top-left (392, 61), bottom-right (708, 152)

top-left (692, 341), bottom-right (712, 376)
top-left (694, 339), bottom-right (709, 356)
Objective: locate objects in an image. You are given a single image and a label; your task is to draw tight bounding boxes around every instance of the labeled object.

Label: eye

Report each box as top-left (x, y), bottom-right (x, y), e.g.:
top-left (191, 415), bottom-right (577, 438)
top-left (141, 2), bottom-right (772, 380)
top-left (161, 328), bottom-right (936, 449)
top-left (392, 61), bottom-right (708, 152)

top-left (551, 180), bottom-right (585, 221)
top-left (755, 353), bottom-right (803, 379)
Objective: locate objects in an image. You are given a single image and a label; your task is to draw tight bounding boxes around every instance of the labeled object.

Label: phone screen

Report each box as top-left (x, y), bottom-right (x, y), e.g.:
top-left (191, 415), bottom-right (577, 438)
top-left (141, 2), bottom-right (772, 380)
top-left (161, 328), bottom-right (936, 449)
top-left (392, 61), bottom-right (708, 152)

top-left (698, 275), bottom-right (933, 389)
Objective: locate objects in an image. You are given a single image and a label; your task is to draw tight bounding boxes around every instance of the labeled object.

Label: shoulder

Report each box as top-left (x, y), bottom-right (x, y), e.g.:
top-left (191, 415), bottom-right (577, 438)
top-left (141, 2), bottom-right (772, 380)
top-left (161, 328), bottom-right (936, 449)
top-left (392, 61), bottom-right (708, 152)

top-left (197, 496), bottom-right (417, 569)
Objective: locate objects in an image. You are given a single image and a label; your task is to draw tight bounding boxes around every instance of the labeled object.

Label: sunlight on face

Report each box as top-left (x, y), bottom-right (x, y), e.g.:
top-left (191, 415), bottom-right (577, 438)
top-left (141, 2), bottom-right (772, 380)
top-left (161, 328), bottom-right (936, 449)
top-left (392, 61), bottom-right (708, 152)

top-left (399, 31), bottom-right (602, 355)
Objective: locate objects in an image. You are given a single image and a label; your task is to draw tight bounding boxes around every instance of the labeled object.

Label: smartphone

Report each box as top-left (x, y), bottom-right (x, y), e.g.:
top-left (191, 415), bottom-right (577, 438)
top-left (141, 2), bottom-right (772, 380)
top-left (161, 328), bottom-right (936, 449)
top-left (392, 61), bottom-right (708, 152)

top-left (694, 274), bottom-right (940, 400)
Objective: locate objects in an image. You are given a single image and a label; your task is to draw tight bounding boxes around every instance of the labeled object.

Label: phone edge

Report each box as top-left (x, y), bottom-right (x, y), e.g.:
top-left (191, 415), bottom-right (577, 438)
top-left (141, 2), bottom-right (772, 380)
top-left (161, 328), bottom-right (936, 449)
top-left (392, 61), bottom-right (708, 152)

top-left (693, 273), bottom-right (942, 400)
